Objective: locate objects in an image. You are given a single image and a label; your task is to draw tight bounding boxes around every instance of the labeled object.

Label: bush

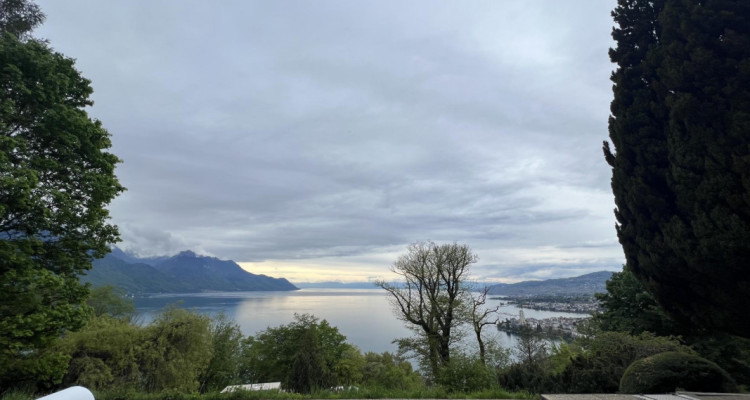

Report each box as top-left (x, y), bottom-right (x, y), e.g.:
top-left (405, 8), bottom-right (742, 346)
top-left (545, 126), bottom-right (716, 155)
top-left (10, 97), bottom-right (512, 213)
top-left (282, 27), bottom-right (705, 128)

top-left (552, 331), bottom-right (690, 393)
top-left (360, 352), bottom-right (423, 390)
top-left (619, 351), bottom-right (738, 394)
top-left (497, 363), bottom-right (554, 394)
top-left (57, 316), bottom-right (144, 391)
top-left (436, 356), bottom-right (496, 393)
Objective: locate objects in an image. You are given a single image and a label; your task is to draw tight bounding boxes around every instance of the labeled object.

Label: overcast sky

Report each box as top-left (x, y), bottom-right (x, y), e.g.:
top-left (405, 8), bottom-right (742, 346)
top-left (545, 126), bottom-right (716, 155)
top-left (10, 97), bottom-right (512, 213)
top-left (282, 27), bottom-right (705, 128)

top-left (36, 1), bottom-right (623, 283)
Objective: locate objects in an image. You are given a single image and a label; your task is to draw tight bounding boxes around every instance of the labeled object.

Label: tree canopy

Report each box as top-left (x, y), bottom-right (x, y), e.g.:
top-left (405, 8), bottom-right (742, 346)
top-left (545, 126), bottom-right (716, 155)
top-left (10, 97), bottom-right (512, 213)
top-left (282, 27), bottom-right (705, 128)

top-left (240, 314), bottom-right (353, 393)
top-left (604, 0), bottom-right (750, 337)
top-left (0, 18), bottom-right (123, 390)
top-left (0, 0), bottom-right (44, 39)
top-left (377, 242), bottom-right (477, 379)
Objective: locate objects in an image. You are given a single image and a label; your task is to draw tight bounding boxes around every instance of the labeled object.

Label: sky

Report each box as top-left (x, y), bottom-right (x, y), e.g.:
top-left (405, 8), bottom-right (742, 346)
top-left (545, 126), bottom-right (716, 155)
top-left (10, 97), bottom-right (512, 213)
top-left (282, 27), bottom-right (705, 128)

top-left (35, 1), bottom-right (623, 283)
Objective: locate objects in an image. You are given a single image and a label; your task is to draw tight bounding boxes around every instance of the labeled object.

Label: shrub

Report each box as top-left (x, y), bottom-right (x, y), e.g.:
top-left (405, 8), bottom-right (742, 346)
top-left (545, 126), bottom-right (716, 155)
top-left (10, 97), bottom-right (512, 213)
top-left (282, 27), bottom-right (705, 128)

top-left (436, 356), bottom-right (496, 393)
top-left (553, 331), bottom-right (690, 393)
top-left (619, 351), bottom-right (738, 394)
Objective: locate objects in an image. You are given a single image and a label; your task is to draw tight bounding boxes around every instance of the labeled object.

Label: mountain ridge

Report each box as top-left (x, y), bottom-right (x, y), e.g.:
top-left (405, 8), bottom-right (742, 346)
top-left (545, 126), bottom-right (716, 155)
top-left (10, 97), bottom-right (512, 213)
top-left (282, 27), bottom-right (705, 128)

top-left (486, 270), bottom-right (614, 296)
top-left (82, 248), bottom-right (298, 294)
top-left (292, 271), bottom-right (615, 294)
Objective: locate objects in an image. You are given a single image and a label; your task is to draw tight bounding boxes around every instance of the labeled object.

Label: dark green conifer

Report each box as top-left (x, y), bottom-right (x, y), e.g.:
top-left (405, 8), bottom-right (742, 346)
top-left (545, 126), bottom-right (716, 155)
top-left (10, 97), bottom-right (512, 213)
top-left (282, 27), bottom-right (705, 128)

top-left (605, 0), bottom-right (750, 337)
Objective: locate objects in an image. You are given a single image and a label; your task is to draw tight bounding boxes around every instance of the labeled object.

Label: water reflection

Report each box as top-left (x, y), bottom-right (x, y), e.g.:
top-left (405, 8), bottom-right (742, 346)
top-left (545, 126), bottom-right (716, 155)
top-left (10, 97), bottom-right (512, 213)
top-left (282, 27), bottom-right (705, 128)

top-left (134, 289), bottom-right (587, 354)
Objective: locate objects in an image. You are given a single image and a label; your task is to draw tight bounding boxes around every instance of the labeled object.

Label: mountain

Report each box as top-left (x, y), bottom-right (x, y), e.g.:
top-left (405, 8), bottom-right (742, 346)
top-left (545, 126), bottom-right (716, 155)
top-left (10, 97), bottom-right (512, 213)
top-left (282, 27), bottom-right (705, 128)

top-left (486, 271), bottom-right (614, 296)
top-left (82, 248), bottom-right (298, 294)
top-left (108, 246), bottom-right (170, 267)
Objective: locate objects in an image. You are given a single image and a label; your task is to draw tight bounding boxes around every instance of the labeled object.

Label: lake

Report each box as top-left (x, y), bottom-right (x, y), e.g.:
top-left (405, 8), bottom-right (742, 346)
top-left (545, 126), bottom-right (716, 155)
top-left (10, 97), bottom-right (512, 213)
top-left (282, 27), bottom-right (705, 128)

top-left (134, 289), bottom-right (587, 354)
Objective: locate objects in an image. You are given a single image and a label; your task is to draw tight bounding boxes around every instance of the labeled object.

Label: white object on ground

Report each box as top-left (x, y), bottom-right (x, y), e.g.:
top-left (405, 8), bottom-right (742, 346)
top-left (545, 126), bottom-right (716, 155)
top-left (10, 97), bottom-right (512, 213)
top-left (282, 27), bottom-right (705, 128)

top-left (36, 386), bottom-right (95, 400)
top-left (221, 382), bottom-right (282, 393)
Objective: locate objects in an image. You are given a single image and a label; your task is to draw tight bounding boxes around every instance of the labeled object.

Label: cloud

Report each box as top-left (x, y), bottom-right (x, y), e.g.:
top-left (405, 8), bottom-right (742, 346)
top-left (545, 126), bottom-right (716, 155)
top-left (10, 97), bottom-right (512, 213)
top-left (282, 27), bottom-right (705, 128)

top-left (36, 0), bottom-right (621, 281)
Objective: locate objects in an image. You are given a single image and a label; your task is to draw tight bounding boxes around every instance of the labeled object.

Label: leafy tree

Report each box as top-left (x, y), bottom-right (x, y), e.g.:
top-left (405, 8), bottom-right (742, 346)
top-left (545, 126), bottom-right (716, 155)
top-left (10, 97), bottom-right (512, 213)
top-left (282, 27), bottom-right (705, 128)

top-left (0, 21), bottom-right (123, 392)
top-left (59, 310), bottom-right (250, 394)
top-left (240, 314), bottom-right (350, 392)
top-left (436, 353), bottom-right (496, 393)
top-left (0, 0), bottom-right (44, 39)
top-left (498, 326), bottom-right (554, 395)
top-left (289, 329), bottom-right (327, 393)
top-left (139, 308), bottom-right (213, 393)
top-left (513, 325), bottom-right (549, 368)
top-left (86, 285), bottom-right (135, 320)
top-left (376, 242), bottom-right (476, 379)
top-left (57, 316), bottom-right (144, 391)
top-left (604, 0), bottom-right (750, 337)
top-left (198, 314), bottom-right (244, 393)
top-left (593, 269), bottom-right (678, 336)
top-left (333, 345), bottom-right (365, 386)
top-left (361, 352), bottom-right (422, 390)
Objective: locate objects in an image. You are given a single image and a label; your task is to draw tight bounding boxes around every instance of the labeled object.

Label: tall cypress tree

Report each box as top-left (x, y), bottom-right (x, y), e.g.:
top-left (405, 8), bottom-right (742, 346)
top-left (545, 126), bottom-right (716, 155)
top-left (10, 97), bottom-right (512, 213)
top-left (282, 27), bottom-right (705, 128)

top-left (605, 0), bottom-right (750, 337)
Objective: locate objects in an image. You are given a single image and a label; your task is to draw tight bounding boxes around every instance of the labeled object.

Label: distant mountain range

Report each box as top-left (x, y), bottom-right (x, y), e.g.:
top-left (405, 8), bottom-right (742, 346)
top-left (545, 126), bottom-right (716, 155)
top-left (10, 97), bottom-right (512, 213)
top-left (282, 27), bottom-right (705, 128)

top-left (294, 271), bottom-right (615, 296)
top-left (486, 271), bottom-right (614, 296)
top-left (81, 248), bottom-right (298, 294)
top-left (294, 281), bottom-right (379, 289)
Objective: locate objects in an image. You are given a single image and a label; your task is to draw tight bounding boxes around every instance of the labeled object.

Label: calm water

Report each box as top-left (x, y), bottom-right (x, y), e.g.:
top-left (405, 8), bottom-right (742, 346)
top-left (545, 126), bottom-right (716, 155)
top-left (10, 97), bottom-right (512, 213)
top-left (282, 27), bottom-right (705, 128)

top-left (134, 289), bottom-right (587, 354)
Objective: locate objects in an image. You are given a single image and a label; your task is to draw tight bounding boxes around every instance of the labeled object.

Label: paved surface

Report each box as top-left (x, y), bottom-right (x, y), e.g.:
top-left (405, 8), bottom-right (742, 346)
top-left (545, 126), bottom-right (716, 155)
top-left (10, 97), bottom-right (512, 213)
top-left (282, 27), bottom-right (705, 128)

top-left (542, 393), bottom-right (750, 400)
top-left (543, 395), bottom-right (638, 400)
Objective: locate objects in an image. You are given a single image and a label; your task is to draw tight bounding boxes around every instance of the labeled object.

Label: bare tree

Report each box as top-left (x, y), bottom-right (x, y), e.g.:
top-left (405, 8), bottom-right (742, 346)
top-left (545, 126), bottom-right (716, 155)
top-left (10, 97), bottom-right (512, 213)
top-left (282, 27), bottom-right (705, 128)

top-left (376, 241), bottom-right (477, 378)
top-left (468, 286), bottom-right (499, 365)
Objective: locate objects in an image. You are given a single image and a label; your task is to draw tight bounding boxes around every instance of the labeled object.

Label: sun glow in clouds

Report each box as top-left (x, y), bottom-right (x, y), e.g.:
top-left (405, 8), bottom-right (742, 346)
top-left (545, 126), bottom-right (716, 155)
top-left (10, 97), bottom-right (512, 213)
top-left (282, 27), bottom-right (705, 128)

top-left (238, 252), bottom-right (402, 284)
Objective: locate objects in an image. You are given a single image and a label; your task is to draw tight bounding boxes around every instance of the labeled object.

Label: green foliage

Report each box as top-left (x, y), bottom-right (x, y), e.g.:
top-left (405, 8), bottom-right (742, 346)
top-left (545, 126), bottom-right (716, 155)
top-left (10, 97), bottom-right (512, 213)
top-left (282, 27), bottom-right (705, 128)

top-left (547, 342), bottom-right (578, 375)
top-left (59, 316), bottom-right (142, 391)
top-left (594, 268), bottom-right (750, 386)
top-left (89, 386), bottom-right (534, 400)
top-left (240, 314), bottom-right (349, 393)
top-left (198, 315), bottom-right (244, 393)
top-left (289, 329), bottom-right (327, 393)
top-left (0, 391), bottom-right (34, 400)
top-left (361, 352), bottom-right (422, 390)
top-left (87, 285), bottom-right (135, 319)
top-left (497, 362), bottom-right (553, 394)
top-left (499, 330), bottom-right (692, 394)
top-left (436, 354), bottom-right (496, 393)
top-left (377, 242), bottom-right (477, 379)
top-left (689, 333), bottom-right (750, 388)
top-left (620, 351), bottom-right (738, 394)
top-left (556, 332), bottom-right (690, 393)
top-left (333, 346), bottom-right (365, 386)
top-left (0, 0), bottom-right (44, 38)
top-left (59, 308), bottom-right (216, 394)
top-left (513, 325), bottom-right (549, 367)
top-left (497, 326), bottom-right (553, 393)
top-left (140, 308), bottom-right (214, 393)
top-left (0, 29), bottom-right (123, 392)
top-left (605, 0), bottom-right (750, 337)
top-left (593, 269), bottom-right (678, 336)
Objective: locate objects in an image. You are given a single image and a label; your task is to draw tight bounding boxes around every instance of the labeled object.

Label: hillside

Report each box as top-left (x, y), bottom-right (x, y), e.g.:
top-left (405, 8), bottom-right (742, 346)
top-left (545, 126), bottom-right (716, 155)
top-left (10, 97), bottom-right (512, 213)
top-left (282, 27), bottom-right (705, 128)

top-left (486, 271), bottom-right (614, 296)
top-left (81, 248), bottom-right (298, 294)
